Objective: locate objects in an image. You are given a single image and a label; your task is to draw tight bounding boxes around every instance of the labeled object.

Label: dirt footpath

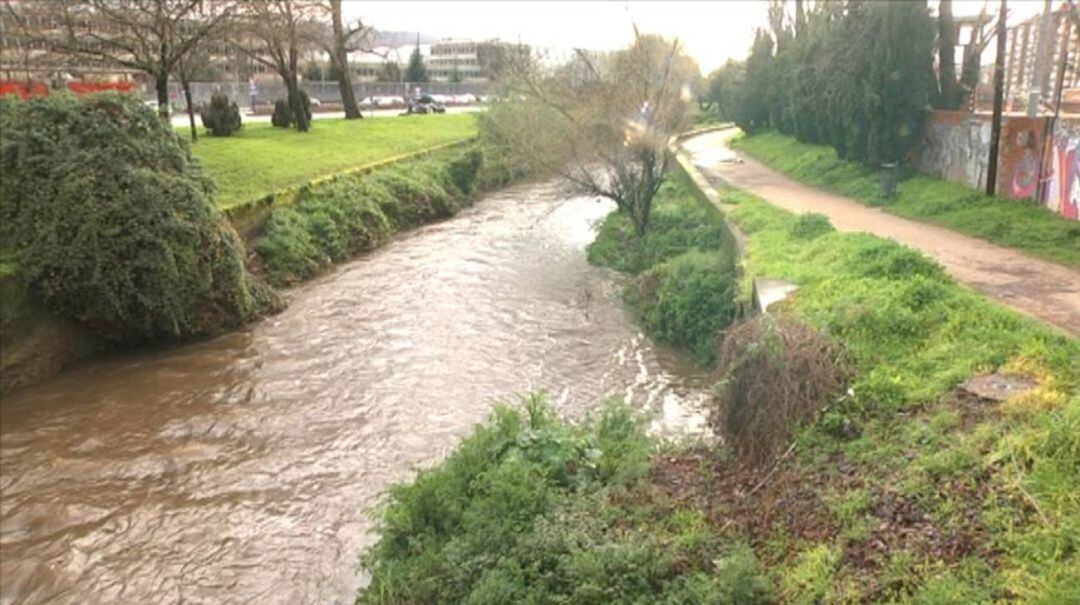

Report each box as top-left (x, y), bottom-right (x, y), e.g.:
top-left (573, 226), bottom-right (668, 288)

top-left (682, 129), bottom-right (1080, 337)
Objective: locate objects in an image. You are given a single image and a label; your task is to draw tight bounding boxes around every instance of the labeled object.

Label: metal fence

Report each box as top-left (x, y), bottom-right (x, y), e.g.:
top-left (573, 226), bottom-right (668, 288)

top-left (154, 80), bottom-right (491, 108)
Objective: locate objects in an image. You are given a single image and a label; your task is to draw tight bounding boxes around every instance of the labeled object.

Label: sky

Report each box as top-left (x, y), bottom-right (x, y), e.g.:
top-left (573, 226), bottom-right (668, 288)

top-left (343, 1), bottom-right (1051, 75)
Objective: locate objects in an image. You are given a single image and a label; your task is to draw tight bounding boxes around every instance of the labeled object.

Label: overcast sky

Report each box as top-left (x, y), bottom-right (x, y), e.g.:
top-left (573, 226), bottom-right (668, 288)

top-left (343, 1), bottom-right (1049, 74)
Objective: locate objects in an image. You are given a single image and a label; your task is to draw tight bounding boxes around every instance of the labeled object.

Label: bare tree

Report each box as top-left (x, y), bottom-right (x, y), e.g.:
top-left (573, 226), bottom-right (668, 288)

top-left (234, 0), bottom-right (324, 132)
top-left (173, 44), bottom-right (214, 141)
top-left (486, 32), bottom-right (696, 236)
top-left (15, 0), bottom-right (236, 117)
top-left (324, 0), bottom-right (372, 119)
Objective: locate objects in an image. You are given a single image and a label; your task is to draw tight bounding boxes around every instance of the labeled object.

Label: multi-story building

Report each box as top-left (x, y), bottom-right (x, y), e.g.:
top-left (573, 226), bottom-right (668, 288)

top-left (427, 39), bottom-right (528, 82)
top-left (1004, 3), bottom-right (1079, 114)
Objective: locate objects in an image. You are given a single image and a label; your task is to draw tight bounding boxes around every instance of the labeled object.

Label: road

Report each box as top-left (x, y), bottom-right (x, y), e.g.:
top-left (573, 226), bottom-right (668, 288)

top-left (683, 129), bottom-right (1080, 337)
top-left (169, 104), bottom-right (481, 127)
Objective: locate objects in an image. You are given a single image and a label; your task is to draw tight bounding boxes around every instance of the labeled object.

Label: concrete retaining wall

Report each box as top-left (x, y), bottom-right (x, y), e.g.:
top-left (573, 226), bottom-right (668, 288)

top-left (670, 137), bottom-right (796, 316)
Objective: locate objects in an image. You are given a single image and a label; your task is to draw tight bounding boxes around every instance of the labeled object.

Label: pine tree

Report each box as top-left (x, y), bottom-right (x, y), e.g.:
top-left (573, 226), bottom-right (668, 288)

top-left (405, 35), bottom-right (428, 83)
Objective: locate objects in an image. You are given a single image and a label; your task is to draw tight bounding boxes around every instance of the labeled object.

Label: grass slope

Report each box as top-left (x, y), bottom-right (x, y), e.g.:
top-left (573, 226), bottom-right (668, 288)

top-left (190, 114), bottom-right (478, 208)
top-left (731, 130), bottom-right (1080, 269)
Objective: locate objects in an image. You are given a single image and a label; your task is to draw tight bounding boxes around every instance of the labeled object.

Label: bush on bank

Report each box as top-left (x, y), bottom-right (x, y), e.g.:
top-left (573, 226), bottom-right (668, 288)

top-left (588, 173), bottom-right (739, 363)
top-left (0, 93), bottom-right (270, 343)
top-left (627, 250), bottom-right (738, 363)
top-left (359, 394), bottom-right (771, 605)
top-left (255, 147), bottom-right (488, 286)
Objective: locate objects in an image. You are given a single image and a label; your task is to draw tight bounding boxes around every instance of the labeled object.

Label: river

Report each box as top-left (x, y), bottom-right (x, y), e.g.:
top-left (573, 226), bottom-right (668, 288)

top-left (0, 181), bottom-right (714, 604)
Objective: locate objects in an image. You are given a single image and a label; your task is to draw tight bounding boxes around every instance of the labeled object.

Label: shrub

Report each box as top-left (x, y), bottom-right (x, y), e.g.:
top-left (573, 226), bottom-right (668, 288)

top-left (0, 93), bottom-right (267, 342)
top-left (270, 91), bottom-right (313, 129)
top-left (627, 249), bottom-right (738, 362)
top-left (713, 315), bottom-right (847, 465)
top-left (588, 176), bottom-right (731, 274)
top-left (789, 213), bottom-right (834, 240)
top-left (359, 394), bottom-right (771, 604)
top-left (199, 92), bottom-right (242, 136)
top-left (271, 99), bottom-right (292, 128)
top-left (446, 148), bottom-right (483, 195)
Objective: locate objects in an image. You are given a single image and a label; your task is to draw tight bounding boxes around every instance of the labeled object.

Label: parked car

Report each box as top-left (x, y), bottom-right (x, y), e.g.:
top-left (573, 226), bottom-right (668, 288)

top-left (375, 95), bottom-right (404, 108)
top-left (406, 94), bottom-right (446, 114)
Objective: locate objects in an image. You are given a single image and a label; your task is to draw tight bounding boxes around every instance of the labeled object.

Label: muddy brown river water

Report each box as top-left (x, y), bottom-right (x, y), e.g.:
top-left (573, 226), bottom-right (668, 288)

top-left (0, 182), bottom-right (713, 604)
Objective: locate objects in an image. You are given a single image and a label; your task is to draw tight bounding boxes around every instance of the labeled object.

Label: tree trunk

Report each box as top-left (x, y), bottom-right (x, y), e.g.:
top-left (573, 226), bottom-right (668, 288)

top-left (986, 0), bottom-right (1007, 196)
top-left (181, 75), bottom-right (197, 141)
top-left (332, 0), bottom-right (362, 119)
top-left (286, 75), bottom-right (309, 132)
top-left (155, 72), bottom-right (170, 119)
top-left (795, 0), bottom-right (806, 38)
top-left (937, 0), bottom-right (962, 109)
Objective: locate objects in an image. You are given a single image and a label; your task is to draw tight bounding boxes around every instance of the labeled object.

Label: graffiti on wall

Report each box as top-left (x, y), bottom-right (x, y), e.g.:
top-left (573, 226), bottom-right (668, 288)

top-left (915, 111), bottom-right (1080, 220)
top-left (915, 112), bottom-right (992, 191)
top-left (999, 117), bottom-right (1045, 199)
top-left (1042, 120), bottom-right (1080, 220)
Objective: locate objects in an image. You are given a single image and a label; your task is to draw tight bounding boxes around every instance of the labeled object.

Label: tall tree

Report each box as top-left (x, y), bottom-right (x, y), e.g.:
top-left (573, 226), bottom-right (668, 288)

top-left (17, 0), bottom-right (235, 118)
top-left (405, 36), bottom-right (428, 83)
top-left (235, 0), bottom-right (324, 132)
top-left (325, 0), bottom-right (370, 119)
top-left (936, 0), bottom-right (964, 109)
top-left (487, 33), bottom-right (696, 236)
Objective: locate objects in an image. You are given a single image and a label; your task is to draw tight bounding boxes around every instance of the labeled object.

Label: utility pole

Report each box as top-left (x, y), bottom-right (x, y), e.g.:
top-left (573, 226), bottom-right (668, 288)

top-left (1028, 0), bottom-right (1053, 116)
top-left (987, 0), bottom-right (1008, 196)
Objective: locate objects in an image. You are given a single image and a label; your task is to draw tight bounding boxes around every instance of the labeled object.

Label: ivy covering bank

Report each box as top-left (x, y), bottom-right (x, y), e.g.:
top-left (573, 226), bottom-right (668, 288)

top-left (0, 93), bottom-right (273, 343)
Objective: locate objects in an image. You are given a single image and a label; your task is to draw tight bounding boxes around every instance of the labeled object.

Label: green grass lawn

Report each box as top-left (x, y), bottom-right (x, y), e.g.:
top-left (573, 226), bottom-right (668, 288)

top-left (187, 114), bottom-right (478, 208)
top-left (731, 131), bottom-right (1080, 268)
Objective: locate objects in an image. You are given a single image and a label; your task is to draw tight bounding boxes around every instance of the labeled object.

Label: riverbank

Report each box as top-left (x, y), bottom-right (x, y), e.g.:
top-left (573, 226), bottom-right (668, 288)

top-left (358, 142), bottom-right (1080, 602)
top-left (190, 113), bottom-right (478, 209)
top-left (0, 179), bottom-right (714, 604)
top-left (730, 130), bottom-right (1080, 269)
top-left (0, 98), bottom-right (501, 394)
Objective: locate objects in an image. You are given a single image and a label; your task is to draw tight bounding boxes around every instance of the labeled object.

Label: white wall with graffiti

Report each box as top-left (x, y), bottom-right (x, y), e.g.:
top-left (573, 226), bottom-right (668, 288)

top-left (914, 111), bottom-right (1079, 221)
top-left (1043, 120), bottom-right (1080, 220)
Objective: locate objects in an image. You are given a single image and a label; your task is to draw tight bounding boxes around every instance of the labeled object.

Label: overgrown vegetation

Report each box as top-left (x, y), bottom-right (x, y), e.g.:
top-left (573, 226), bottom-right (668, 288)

top-left (361, 173), bottom-right (1079, 602)
top-left (0, 93), bottom-right (271, 343)
top-left (360, 394), bottom-right (771, 604)
top-left (733, 130), bottom-right (1080, 268)
top-left (588, 173), bottom-right (738, 362)
top-left (255, 147), bottom-right (491, 286)
top-left (190, 113), bottom-right (478, 208)
top-left (484, 33), bottom-right (698, 236)
top-left (713, 315), bottom-right (846, 466)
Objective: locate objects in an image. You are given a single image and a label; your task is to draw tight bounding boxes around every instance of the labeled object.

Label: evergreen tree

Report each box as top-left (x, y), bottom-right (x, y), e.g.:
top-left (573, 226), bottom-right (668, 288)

top-left (405, 36), bottom-right (428, 83)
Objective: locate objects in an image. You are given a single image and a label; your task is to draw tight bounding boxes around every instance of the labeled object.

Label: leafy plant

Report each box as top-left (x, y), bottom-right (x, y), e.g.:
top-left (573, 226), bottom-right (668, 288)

top-left (627, 249), bottom-right (738, 363)
top-left (199, 92), bottom-right (242, 136)
top-left (0, 93), bottom-right (268, 342)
